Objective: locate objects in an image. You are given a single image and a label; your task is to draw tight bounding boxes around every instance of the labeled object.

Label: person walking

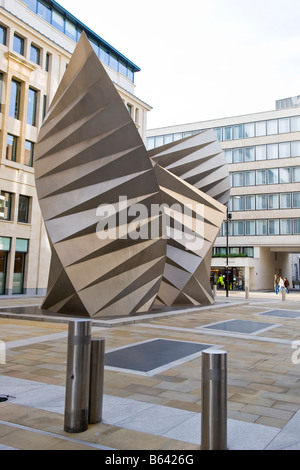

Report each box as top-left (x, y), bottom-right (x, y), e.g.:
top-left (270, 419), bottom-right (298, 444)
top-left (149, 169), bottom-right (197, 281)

top-left (279, 276), bottom-right (284, 293)
top-left (274, 274), bottom-right (279, 294)
top-left (284, 277), bottom-right (290, 294)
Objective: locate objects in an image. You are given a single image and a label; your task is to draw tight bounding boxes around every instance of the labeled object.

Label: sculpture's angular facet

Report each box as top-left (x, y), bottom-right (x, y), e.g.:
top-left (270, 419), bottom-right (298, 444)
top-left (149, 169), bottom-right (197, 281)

top-left (34, 33), bottom-right (230, 318)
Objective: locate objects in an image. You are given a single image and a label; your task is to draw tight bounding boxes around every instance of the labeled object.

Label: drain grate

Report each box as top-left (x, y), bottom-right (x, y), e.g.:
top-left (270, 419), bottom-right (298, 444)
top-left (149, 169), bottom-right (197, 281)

top-left (259, 309), bottom-right (300, 319)
top-left (200, 319), bottom-right (279, 335)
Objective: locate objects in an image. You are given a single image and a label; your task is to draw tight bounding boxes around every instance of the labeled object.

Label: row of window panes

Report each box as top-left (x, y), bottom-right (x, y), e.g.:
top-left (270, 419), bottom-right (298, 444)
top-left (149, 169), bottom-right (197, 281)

top-left (229, 193), bottom-right (300, 211)
top-left (6, 134), bottom-right (34, 166)
top-left (230, 166), bottom-right (300, 187)
top-left (225, 141), bottom-right (300, 163)
top-left (146, 116), bottom-right (300, 150)
top-left (0, 191), bottom-right (30, 223)
top-left (213, 247), bottom-right (254, 257)
top-left (220, 219), bottom-right (300, 236)
top-left (19, 1), bottom-right (135, 81)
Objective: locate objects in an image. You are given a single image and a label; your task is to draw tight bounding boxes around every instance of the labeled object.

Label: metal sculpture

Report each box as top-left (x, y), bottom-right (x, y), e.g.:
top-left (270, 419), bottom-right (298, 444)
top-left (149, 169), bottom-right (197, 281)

top-left (34, 32), bottom-right (229, 318)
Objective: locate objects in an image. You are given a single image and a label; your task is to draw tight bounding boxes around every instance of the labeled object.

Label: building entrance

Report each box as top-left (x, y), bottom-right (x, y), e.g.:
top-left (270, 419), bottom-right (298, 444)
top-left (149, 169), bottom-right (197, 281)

top-left (211, 267), bottom-right (245, 291)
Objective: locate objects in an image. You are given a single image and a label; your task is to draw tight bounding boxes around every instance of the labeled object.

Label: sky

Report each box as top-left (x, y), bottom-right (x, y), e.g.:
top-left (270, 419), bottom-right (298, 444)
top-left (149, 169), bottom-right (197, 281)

top-left (57, 0), bottom-right (300, 130)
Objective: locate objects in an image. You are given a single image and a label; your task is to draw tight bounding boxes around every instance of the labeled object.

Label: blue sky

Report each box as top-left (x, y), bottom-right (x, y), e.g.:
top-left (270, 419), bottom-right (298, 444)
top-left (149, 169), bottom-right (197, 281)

top-left (58, 0), bottom-right (300, 129)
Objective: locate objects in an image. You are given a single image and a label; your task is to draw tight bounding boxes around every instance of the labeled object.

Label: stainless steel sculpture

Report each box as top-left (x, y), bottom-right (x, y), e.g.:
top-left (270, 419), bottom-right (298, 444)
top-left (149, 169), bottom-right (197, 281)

top-left (34, 33), bottom-right (230, 318)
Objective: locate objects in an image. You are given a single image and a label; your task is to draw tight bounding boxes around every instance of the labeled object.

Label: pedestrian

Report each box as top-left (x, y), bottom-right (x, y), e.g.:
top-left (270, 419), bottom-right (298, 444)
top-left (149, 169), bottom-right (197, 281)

top-left (284, 277), bottom-right (290, 294)
top-left (279, 276), bottom-right (284, 293)
top-left (218, 275), bottom-right (225, 289)
top-left (274, 274), bottom-right (279, 294)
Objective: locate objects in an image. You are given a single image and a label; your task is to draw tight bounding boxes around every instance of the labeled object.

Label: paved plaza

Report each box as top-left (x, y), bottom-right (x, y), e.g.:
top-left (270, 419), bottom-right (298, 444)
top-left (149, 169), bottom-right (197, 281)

top-left (0, 290), bottom-right (300, 450)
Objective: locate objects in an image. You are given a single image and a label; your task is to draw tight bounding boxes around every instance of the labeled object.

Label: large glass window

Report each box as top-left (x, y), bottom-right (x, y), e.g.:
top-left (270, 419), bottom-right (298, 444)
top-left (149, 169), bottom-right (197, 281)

top-left (245, 220), bottom-right (255, 235)
top-left (13, 239), bottom-right (28, 295)
top-left (269, 219), bottom-right (279, 235)
top-left (256, 220), bottom-right (267, 235)
top-left (233, 148), bottom-right (243, 163)
top-left (245, 195), bottom-right (255, 210)
top-left (24, 141), bottom-right (34, 166)
top-left (280, 193), bottom-right (291, 208)
top-left (291, 116), bottom-right (300, 132)
top-left (23, 0), bottom-right (37, 12)
top-left (292, 193), bottom-right (300, 208)
top-left (255, 121), bottom-right (266, 136)
top-left (6, 134), bottom-right (17, 161)
top-left (268, 168), bottom-right (278, 184)
top-left (0, 24), bottom-right (7, 45)
top-left (232, 196), bottom-right (244, 211)
top-left (244, 171), bottom-right (255, 186)
top-left (213, 127), bottom-right (222, 141)
top-left (225, 150), bottom-right (232, 164)
top-left (37, 1), bottom-right (51, 23)
top-left (267, 143), bottom-right (278, 159)
top-left (291, 141), bottom-right (300, 157)
top-left (268, 194), bottom-right (279, 209)
top-left (256, 194), bottom-right (267, 210)
top-left (256, 170), bottom-right (266, 185)
top-left (292, 167), bottom-right (300, 182)
top-left (279, 142), bottom-right (290, 158)
top-left (109, 55), bottom-right (119, 72)
top-left (280, 219), bottom-right (292, 234)
top-left (65, 20), bottom-right (77, 41)
top-left (18, 195), bottom-right (30, 223)
top-left (232, 172), bottom-right (244, 187)
top-left (244, 122), bottom-right (255, 138)
top-left (244, 147), bottom-right (254, 162)
top-left (278, 118), bottom-right (290, 133)
top-left (223, 126), bottom-right (232, 141)
top-left (0, 191), bottom-right (12, 220)
top-left (279, 167), bottom-right (290, 183)
top-left (233, 221), bottom-right (244, 235)
top-left (267, 119), bottom-right (278, 135)
top-left (52, 10), bottom-right (64, 32)
top-left (233, 125), bottom-right (243, 140)
top-left (13, 34), bottom-right (24, 55)
top-left (27, 88), bottom-right (37, 126)
top-left (9, 80), bottom-right (21, 119)
top-left (294, 219), bottom-right (300, 234)
top-left (30, 44), bottom-right (40, 65)
top-left (256, 145), bottom-right (266, 160)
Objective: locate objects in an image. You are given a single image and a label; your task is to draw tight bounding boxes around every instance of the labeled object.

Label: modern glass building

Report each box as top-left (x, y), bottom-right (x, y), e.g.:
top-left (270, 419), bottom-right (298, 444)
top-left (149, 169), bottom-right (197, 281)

top-left (0, 0), bottom-right (151, 295)
top-left (147, 97), bottom-right (300, 291)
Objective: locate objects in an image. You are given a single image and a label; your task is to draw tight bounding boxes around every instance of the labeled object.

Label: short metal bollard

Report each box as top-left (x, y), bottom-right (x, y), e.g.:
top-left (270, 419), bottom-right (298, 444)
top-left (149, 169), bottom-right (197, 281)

top-left (245, 286), bottom-right (249, 299)
top-left (282, 288), bottom-right (286, 301)
top-left (201, 349), bottom-right (227, 450)
top-left (89, 337), bottom-right (105, 424)
top-left (64, 319), bottom-right (92, 433)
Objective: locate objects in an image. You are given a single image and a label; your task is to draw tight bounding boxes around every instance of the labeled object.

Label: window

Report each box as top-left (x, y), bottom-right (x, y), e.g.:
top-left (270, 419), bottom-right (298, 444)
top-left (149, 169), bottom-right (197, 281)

top-left (42, 94), bottom-right (47, 120)
top-left (280, 193), bottom-right (291, 209)
top-left (292, 193), bottom-right (300, 208)
top-left (279, 142), bottom-right (290, 158)
top-left (269, 219), bottom-right (279, 235)
top-left (267, 143), bottom-right (278, 159)
top-left (223, 126), bottom-right (232, 141)
top-left (292, 167), bottom-right (300, 182)
top-left (225, 150), bottom-right (232, 164)
top-left (268, 194), bottom-right (279, 209)
top-left (279, 167), bottom-right (290, 183)
top-left (233, 220), bottom-right (244, 235)
top-left (9, 80), bottom-right (21, 119)
top-left (6, 134), bottom-right (17, 161)
top-left (256, 220), bottom-right (267, 235)
top-left (89, 39), bottom-right (99, 57)
top-left (214, 127), bottom-right (222, 141)
top-left (0, 191), bottom-right (12, 220)
top-left (0, 24), bottom-right (7, 45)
top-left (291, 141), bottom-right (300, 157)
top-left (109, 55), bottom-right (119, 72)
top-left (256, 170), bottom-right (266, 185)
top-left (0, 73), bottom-right (3, 113)
top-left (23, 0), bottom-right (37, 12)
top-left (278, 118), bottom-right (290, 133)
top-left (13, 34), bottom-right (24, 55)
top-left (27, 88), bottom-right (37, 126)
top-left (268, 168), bottom-right (278, 184)
top-left (52, 10), bottom-right (64, 32)
top-left (30, 44), bottom-right (40, 65)
top-left (233, 125), bottom-right (243, 140)
top-left (232, 196), bottom-right (244, 211)
top-left (244, 171), bottom-right (255, 186)
top-left (45, 53), bottom-right (50, 72)
top-left (291, 116), bottom-right (300, 132)
top-left (245, 220), bottom-right (255, 235)
top-left (267, 119), bottom-right (278, 135)
top-left (18, 195), bottom-right (30, 223)
top-left (233, 148), bottom-right (243, 163)
top-left (243, 247), bottom-right (254, 257)
top-left (244, 122), bottom-right (255, 138)
top-left (126, 103), bottom-right (132, 115)
top-left (24, 141), bottom-right (34, 166)
top-left (99, 47), bottom-right (109, 65)
top-left (256, 145), bottom-right (266, 160)
top-left (232, 172), bottom-right (243, 187)
top-left (65, 20), bottom-right (77, 41)
top-left (255, 121), bottom-right (266, 136)
top-left (244, 195), bottom-right (255, 210)
top-left (13, 239), bottom-right (29, 294)
top-left (37, 1), bottom-right (51, 23)
top-left (280, 219), bottom-right (292, 234)
top-left (256, 194), bottom-right (267, 210)
top-left (294, 219), bottom-right (300, 234)
top-left (244, 147), bottom-right (254, 162)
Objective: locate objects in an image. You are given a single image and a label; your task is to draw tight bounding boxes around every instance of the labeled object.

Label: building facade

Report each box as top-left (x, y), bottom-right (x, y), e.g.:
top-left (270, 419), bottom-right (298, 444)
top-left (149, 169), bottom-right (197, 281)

top-left (147, 97), bottom-right (300, 291)
top-left (0, 0), bottom-right (151, 295)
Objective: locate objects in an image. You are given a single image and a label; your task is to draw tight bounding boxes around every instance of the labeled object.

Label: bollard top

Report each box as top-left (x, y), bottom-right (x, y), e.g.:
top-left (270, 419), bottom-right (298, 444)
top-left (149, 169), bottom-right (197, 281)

top-left (202, 348), bottom-right (227, 370)
top-left (202, 349), bottom-right (227, 356)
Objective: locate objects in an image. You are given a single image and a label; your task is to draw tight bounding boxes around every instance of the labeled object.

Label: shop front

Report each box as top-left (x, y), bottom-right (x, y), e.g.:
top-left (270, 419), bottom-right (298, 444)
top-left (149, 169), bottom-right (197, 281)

top-left (211, 267), bottom-right (245, 291)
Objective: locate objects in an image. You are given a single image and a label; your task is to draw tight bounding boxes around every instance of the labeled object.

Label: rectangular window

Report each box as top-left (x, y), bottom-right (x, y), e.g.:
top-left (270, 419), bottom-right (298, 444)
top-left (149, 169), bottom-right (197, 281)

top-left (294, 219), bottom-right (300, 234)
top-left (256, 220), bottom-right (267, 235)
top-left (255, 121), bottom-right (266, 136)
top-left (292, 193), bottom-right (300, 208)
top-left (280, 219), bottom-right (292, 234)
top-left (27, 88), bottom-right (37, 126)
top-left (52, 10), bottom-right (65, 32)
top-left (267, 143), bottom-right (278, 159)
top-left (278, 118), bottom-right (290, 133)
top-left (279, 167), bottom-right (290, 183)
top-left (233, 125), bottom-right (243, 140)
top-left (244, 195), bottom-right (255, 210)
top-left (291, 116), bottom-right (300, 132)
top-left (23, 0), bottom-right (37, 12)
top-left (0, 72), bottom-right (3, 113)
top-left (109, 55), bottom-right (119, 72)
top-left (0, 24), bottom-right (7, 45)
top-left (99, 47), bottom-right (109, 65)
top-left (256, 145), bottom-right (266, 160)
top-left (268, 168), bottom-right (278, 184)
top-left (256, 169), bottom-right (266, 185)
top-left (279, 142), bottom-right (290, 158)
top-left (30, 44), bottom-right (40, 65)
top-left (223, 126), bottom-right (232, 141)
top-left (244, 171), bottom-right (255, 186)
top-left (13, 34), bottom-right (24, 55)
top-left (224, 149), bottom-right (232, 164)
top-left (232, 196), bottom-right (244, 211)
top-left (0, 191), bottom-right (12, 220)
top-left (244, 122), bottom-right (255, 138)
top-left (244, 147), bottom-right (254, 162)
top-left (280, 193), bottom-right (291, 209)
top-left (45, 53), bottom-right (50, 72)
top-left (6, 134), bottom-right (17, 161)
top-left (18, 195), bottom-right (30, 223)
top-left (65, 20), bottom-right (77, 41)
top-left (245, 220), bottom-right (255, 235)
top-left (268, 194), bottom-right (279, 209)
top-left (24, 141), bottom-right (34, 166)
top-left (291, 141), bottom-right (300, 157)
top-left (233, 148), bottom-right (243, 163)
top-left (292, 167), bottom-right (300, 182)
top-left (256, 194), bottom-right (267, 210)
top-left (37, 1), bottom-right (51, 23)
top-left (269, 219), bottom-right (279, 235)
top-left (232, 172), bottom-right (244, 187)
top-left (233, 221), bottom-right (244, 235)
top-left (267, 119), bottom-right (278, 135)
top-left (9, 80), bottom-right (21, 119)
top-left (213, 127), bottom-right (222, 141)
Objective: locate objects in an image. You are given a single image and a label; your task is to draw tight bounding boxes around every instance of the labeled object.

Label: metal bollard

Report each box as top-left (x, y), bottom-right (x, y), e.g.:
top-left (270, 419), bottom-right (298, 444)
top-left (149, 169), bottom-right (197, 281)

top-left (201, 349), bottom-right (227, 450)
top-left (245, 286), bottom-right (249, 299)
top-left (282, 288), bottom-right (286, 301)
top-left (89, 337), bottom-right (105, 424)
top-left (64, 319), bottom-right (91, 433)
